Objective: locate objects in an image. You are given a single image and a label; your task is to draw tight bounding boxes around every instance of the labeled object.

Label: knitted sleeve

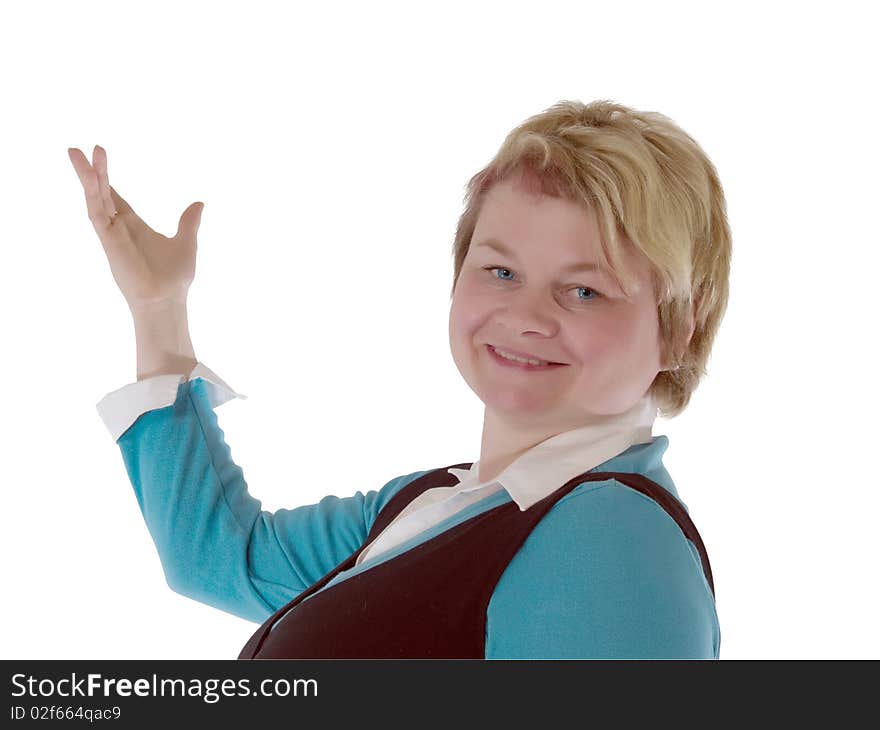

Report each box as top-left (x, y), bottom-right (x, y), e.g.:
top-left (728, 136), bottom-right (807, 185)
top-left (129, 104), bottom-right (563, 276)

top-left (485, 480), bottom-right (720, 659)
top-left (113, 375), bottom-right (419, 624)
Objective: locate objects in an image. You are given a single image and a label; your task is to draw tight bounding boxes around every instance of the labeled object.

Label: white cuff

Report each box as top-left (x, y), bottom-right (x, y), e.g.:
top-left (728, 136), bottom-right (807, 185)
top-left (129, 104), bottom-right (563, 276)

top-left (96, 362), bottom-right (247, 442)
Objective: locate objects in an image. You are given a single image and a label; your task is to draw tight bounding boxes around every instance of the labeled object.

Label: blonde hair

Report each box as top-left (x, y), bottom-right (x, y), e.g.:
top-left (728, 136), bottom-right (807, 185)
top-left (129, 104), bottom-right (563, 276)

top-left (449, 99), bottom-right (732, 419)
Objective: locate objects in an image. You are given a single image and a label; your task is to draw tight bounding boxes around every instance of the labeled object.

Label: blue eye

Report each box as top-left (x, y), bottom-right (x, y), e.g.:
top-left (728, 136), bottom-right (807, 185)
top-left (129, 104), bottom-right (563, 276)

top-left (482, 265), bottom-right (603, 302)
top-left (487, 266), bottom-right (515, 281)
top-left (572, 286), bottom-right (601, 302)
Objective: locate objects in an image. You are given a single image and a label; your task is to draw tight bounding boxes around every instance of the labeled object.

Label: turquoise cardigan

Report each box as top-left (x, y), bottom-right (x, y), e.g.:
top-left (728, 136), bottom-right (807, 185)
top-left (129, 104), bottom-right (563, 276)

top-left (115, 377), bottom-right (720, 659)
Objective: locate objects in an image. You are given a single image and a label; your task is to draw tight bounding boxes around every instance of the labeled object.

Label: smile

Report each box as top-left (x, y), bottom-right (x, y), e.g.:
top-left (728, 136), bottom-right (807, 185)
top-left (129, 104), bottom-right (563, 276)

top-left (487, 345), bottom-right (567, 371)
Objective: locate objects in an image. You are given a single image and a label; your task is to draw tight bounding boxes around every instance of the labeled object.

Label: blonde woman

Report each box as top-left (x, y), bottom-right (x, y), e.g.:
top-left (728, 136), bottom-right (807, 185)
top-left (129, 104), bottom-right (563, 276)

top-left (71, 99), bottom-right (730, 659)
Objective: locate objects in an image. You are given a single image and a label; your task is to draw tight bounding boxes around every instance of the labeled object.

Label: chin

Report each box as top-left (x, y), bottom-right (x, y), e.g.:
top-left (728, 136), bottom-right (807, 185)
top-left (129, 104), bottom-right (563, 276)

top-left (481, 388), bottom-right (558, 415)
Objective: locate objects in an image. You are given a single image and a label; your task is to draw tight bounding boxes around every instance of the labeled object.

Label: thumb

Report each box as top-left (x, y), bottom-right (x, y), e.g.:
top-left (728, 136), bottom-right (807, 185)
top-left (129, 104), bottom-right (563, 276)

top-left (178, 201), bottom-right (204, 238)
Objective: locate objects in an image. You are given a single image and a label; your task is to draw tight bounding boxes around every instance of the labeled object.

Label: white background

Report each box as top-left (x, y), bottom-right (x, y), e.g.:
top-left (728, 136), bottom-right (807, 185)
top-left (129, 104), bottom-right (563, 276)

top-left (1, 0), bottom-right (877, 660)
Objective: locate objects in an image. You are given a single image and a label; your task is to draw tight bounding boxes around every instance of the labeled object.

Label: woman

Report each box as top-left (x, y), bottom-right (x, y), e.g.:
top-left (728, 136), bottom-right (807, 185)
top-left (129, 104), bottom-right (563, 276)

top-left (70, 99), bottom-right (731, 659)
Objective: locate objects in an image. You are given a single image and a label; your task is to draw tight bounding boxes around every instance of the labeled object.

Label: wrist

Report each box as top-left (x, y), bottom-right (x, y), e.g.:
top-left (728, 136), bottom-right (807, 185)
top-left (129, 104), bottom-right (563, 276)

top-left (130, 298), bottom-right (197, 381)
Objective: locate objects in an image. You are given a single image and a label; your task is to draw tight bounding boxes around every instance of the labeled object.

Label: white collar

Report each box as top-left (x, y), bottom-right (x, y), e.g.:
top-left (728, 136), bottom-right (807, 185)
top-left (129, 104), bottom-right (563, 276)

top-left (447, 393), bottom-right (658, 511)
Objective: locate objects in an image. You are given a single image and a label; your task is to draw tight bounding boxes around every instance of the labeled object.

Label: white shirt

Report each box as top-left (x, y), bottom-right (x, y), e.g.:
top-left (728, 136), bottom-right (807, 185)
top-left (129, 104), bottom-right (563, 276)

top-left (96, 362), bottom-right (657, 569)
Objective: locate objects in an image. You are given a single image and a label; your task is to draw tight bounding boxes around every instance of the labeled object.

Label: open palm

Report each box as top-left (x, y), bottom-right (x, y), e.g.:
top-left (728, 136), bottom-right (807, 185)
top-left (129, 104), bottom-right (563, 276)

top-left (68, 145), bottom-right (203, 308)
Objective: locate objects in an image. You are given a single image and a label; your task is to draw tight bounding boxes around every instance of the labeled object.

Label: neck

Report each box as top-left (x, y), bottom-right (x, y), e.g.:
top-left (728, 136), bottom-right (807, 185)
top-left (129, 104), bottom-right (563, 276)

top-left (478, 411), bottom-right (589, 483)
top-left (476, 397), bottom-right (655, 484)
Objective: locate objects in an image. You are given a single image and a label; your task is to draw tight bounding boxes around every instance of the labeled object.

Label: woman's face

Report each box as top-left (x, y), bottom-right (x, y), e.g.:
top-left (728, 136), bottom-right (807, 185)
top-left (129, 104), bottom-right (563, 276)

top-left (448, 175), bottom-right (666, 431)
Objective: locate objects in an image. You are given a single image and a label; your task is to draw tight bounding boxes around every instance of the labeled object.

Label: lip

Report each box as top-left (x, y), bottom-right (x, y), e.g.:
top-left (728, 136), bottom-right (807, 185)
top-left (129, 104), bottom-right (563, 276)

top-left (487, 344), bottom-right (567, 371)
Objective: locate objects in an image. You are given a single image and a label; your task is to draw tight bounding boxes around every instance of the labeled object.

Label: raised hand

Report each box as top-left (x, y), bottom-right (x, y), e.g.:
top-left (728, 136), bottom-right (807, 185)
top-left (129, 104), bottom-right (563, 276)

top-left (68, 144), bottom-right (204, 310)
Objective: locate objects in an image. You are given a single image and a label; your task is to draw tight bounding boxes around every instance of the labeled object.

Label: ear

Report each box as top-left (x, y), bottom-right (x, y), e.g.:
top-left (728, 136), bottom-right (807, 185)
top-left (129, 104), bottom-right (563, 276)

top-left (660, 303), bottom-right (696, 372)
top-left (684, 306), bottom-right (696, 346)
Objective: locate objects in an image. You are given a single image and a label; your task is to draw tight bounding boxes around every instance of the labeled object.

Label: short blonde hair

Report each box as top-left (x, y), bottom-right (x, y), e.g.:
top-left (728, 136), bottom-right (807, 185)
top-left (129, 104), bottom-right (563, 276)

top-left (449, 99), bottom-right (732, 419)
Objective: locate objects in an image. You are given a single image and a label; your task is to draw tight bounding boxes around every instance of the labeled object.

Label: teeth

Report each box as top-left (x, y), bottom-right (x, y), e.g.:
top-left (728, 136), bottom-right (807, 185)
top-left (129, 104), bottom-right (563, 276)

top-left (494, 347), bottom-right (549, 366)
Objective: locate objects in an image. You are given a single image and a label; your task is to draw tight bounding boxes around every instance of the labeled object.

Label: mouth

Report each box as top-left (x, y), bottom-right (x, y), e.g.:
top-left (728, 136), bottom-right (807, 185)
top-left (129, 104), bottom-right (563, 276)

top-left (486, 344), bottom-right (567, 371)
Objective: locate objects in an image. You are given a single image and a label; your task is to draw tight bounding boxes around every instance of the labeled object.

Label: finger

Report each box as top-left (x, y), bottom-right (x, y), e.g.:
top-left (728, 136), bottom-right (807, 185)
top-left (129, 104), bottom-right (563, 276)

top-left (67, 147), bottom-right (93, 186)
top-left (68, 148), bottom-right (111, 229)
top-left (108, 184), bottom-right (135, 218)
top-left (92, 145), bottom-right (117, 221)
top-left (93, 148), bottom-right (140, 225)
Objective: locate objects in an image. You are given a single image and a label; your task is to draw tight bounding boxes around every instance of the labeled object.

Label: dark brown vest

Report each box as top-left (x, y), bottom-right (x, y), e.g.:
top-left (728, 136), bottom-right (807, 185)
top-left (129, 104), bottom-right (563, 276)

top-left (238, 465), bottom-right (714, 659)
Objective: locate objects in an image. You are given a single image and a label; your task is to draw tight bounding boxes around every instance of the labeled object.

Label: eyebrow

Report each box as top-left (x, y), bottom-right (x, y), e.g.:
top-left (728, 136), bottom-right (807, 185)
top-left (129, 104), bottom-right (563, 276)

top-left (474, 238), bottom-right (609, 275)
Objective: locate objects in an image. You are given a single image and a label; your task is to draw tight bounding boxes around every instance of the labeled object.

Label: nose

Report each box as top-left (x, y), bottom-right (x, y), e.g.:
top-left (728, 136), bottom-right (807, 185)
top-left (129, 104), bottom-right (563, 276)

top-left (496, 289), bottom-right (560, 336)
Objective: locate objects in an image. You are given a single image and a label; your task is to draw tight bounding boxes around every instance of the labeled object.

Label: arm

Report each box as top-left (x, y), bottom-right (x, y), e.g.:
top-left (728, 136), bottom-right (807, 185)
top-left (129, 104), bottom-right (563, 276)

top-left (112, 297), bottom-right (422, 622)
top-left (485, 481), bottom-right (720, 659)
top-left (113, 372), bottom-right (421, 623)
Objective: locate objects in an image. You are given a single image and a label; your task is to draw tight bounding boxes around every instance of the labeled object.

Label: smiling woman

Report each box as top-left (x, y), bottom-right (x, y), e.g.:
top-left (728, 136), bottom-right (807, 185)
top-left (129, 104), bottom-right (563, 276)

top-left (448, 100), bottom-right (731, 424)
top-left (87, 98), bottom-right (731, 660)
top-left (450, 172), bottom-right (685, 433)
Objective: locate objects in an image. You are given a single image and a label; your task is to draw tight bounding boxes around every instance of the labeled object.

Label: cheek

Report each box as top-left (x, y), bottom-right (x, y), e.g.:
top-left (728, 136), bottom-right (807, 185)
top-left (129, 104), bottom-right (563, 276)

top-left (450, 286), bottom-right (489, 340)
top-left (595, 310), bottom-right (662, 372)
top-left (567, 319), bottom-right (619, 360)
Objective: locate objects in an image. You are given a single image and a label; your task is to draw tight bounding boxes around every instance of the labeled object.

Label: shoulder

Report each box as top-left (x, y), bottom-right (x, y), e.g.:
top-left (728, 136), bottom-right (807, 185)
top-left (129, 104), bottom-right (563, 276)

top-left (486, 478), bottom-right (719, 659)
top-left (550, 478), bottom-right (702, 558)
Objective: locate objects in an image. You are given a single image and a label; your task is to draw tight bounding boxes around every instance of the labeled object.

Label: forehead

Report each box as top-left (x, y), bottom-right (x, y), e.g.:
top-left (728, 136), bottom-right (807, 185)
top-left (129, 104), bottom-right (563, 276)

top-left (475, 176), bottom-right (603, 256)
top-left (471, 180), bottom-right (602, 267)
